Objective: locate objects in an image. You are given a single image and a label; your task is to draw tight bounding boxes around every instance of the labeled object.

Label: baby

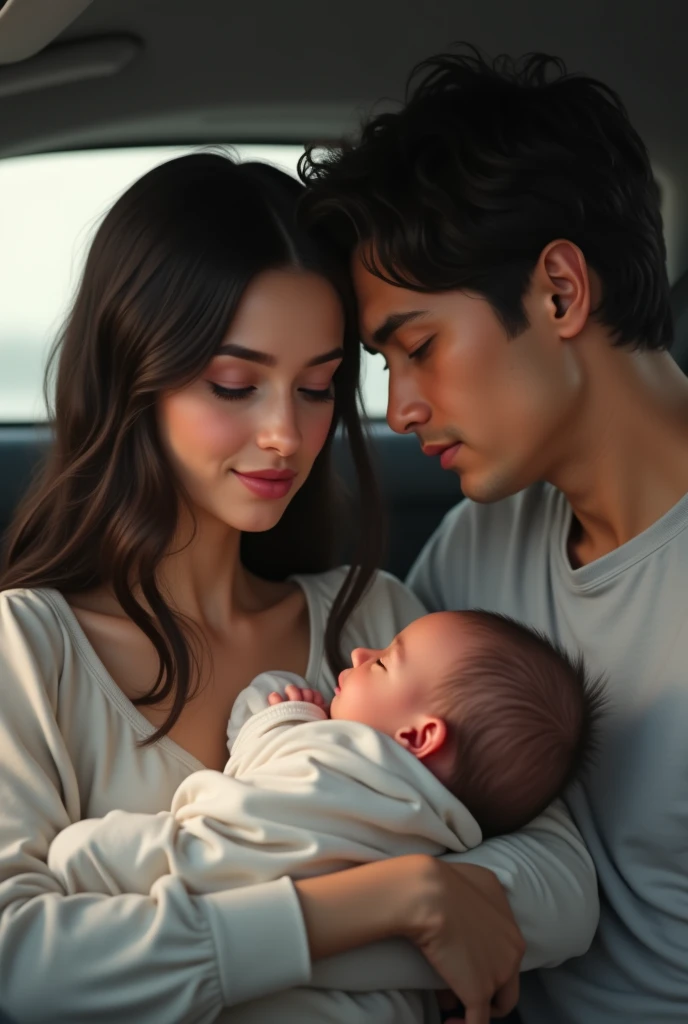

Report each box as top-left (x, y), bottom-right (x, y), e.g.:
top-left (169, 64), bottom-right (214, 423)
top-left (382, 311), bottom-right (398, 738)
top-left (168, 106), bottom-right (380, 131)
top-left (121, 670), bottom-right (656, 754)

top-left (48, 610), bottom-right (604, 1024)
top-left (312, 608), bottom-right (603, 839)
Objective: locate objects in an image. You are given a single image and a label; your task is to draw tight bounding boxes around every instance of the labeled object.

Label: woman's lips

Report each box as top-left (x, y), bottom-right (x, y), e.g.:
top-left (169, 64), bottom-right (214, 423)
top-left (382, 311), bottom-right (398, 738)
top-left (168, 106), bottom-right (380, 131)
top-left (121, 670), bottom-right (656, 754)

top-left (232, 469), bottom-right (296, 499)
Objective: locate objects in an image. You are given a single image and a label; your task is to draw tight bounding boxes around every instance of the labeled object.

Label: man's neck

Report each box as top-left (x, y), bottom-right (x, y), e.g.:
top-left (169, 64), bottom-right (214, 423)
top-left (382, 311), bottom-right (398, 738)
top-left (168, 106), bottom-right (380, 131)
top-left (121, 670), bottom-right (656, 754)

top-left (549, 346), bottom-right (688, 567)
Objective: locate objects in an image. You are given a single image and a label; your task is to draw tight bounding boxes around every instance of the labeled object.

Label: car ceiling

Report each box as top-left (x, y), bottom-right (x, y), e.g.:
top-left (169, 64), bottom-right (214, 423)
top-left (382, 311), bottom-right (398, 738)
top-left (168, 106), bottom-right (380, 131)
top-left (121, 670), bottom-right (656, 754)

top-left (1, 0), bottom-right (687, 276)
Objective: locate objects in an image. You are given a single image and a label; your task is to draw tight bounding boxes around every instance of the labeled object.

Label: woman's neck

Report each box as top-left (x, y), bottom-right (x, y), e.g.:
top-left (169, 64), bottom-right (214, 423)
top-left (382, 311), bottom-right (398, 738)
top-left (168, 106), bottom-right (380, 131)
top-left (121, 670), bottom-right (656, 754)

top-left (154, 505), bottom-right (264, 631)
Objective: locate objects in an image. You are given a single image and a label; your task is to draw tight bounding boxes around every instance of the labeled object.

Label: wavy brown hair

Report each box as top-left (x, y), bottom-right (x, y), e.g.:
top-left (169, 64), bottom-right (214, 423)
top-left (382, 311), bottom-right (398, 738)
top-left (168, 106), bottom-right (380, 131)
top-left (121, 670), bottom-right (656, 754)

top-left (1, 152), bottom-right (383, 743)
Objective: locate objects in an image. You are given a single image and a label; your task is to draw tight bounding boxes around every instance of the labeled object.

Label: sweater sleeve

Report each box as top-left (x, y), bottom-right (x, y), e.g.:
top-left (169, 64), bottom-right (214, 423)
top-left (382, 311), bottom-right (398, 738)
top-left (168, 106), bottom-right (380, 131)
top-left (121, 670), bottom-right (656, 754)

top-left (0, 591), bottom-right (310, 1023)
top-left (47, 700), bottom-right (328, 899)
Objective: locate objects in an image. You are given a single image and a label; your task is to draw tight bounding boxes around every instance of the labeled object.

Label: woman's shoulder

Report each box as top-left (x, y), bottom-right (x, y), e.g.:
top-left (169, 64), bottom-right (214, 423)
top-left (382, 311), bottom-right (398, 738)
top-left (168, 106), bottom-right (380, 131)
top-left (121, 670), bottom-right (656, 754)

top-left (0, 585), bottom-right (66, 627)
top-left (0, 587), bottom-right (74, 716)
top-left (0, 586), bottom-right (68, 667)
top-left (295, 565), bottom-right (427, 642)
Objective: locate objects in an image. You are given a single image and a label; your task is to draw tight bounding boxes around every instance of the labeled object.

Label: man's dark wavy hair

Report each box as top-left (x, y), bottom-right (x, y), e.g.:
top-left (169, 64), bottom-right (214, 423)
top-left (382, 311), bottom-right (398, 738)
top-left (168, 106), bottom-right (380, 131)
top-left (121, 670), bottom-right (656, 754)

top-left (299, 45), bottom-right (673, 350)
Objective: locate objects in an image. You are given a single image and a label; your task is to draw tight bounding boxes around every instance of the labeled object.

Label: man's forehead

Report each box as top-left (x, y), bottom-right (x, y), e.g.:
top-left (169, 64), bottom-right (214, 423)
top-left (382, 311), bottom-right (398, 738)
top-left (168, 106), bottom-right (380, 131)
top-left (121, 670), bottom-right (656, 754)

top-left (351, 254), bottom-right (430, 344)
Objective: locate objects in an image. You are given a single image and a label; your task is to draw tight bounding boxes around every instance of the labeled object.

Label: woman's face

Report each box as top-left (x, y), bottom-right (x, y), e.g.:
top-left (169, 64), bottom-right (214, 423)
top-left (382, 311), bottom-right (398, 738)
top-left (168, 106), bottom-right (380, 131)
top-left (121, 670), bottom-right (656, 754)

top-left (158, 268), bottom-right (344, 534)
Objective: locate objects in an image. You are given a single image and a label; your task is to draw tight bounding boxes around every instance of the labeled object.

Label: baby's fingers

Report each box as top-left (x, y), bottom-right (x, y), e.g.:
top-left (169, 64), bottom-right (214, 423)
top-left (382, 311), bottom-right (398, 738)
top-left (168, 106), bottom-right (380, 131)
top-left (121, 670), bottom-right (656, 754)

top-left (285, 683), bottom-right (304, 701)
top-left (302, 688), bottom-right (323, 705)
top-left (267, 692), bottom-right (284, 705)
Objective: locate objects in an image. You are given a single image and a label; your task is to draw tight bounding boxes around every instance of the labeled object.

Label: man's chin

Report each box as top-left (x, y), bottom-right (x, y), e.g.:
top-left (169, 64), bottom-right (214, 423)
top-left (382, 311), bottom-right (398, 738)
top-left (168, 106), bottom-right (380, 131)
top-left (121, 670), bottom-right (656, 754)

top-left (459, 470), bottom-right (524, 505)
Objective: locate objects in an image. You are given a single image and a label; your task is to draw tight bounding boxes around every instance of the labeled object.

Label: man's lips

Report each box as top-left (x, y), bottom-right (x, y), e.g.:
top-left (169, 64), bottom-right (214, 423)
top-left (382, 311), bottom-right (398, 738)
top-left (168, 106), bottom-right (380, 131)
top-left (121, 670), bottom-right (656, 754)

top-left (422, 442), bottom-right (463, 470)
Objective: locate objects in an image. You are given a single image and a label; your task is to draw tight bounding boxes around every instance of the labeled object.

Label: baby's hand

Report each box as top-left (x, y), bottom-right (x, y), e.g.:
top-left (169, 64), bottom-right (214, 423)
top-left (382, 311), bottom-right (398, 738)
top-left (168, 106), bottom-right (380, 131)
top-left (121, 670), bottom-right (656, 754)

top-left (268, 684), bottom-right (328, 710)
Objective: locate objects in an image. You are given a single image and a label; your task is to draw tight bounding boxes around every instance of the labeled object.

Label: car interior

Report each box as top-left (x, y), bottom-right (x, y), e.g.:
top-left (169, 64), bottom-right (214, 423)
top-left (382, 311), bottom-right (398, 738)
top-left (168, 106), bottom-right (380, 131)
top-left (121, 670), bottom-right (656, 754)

top-left (0, 4), bottom-right (686, 1023)
top-left (1, 0), bottom-right (688, 579)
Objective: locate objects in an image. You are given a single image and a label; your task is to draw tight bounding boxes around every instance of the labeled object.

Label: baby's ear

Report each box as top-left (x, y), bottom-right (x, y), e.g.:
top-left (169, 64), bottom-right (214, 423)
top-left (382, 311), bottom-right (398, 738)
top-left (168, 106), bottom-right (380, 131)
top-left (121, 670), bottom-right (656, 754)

top-left (395, 717), bottom-right (448, 760)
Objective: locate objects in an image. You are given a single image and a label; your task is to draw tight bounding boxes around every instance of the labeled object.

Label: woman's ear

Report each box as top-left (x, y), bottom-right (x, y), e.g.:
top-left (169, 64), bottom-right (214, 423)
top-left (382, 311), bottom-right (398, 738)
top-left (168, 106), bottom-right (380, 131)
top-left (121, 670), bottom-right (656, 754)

top-left (395, 717), bottom-right (448, 760)
top-left (534, 239), bottom-right (591, 339)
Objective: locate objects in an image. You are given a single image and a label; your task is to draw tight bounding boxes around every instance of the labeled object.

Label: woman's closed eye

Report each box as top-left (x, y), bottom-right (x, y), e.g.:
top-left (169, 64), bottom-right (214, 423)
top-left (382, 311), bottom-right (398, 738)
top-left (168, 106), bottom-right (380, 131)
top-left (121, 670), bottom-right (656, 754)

top-left (209, 382), bottom-right (255, 401)
top-left (208, 382), bottom-right (335, 402)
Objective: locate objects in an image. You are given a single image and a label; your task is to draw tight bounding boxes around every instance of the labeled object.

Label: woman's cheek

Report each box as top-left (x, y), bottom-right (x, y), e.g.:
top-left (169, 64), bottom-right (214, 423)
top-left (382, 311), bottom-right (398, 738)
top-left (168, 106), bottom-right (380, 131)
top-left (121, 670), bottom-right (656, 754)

top-left (303, 404), bottom-right (335, 460)
top-left (201, 403), bottom-right (247, 461)
top-left (170, 393), bottom-right (246, 467)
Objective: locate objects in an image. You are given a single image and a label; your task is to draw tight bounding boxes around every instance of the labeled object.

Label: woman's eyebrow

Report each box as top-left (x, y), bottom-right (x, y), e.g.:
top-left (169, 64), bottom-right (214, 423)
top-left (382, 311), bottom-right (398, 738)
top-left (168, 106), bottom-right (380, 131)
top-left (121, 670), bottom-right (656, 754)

top-left (307, 347), bottom-right (344, 367)
top-left (215, 343), bottom-right (344, 367)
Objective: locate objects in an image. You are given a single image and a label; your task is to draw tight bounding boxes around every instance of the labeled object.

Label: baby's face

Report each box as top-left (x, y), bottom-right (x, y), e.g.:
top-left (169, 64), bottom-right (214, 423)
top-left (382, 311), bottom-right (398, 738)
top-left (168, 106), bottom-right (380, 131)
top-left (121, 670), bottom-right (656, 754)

top-left (330, 612), bottom-right (465, 749)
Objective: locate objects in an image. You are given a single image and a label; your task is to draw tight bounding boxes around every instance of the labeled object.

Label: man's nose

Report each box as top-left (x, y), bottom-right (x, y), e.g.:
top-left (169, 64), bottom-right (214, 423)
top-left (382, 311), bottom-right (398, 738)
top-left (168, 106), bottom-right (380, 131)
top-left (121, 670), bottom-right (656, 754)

top-left (386, 374), bottom-right (432, 435)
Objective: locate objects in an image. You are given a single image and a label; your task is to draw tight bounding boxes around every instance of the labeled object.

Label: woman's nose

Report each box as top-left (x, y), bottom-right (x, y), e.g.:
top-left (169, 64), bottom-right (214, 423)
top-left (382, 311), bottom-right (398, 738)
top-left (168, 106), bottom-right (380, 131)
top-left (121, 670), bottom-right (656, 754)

top-left (255, 399), bottom-right (301, 457)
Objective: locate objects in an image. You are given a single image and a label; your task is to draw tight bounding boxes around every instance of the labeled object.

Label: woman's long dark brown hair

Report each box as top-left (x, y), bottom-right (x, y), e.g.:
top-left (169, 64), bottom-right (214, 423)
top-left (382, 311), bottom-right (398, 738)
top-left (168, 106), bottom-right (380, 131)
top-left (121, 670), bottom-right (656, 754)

top-left (0, 152), bottom-right (384, 743)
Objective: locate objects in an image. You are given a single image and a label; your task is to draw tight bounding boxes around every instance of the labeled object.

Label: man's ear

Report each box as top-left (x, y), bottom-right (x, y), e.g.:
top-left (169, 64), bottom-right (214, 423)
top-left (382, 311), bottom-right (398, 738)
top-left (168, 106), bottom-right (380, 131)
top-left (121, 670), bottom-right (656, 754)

top-left (395, 717), bottom-right (448, 760)
top-left (533, 239), bottom-right (591, 339)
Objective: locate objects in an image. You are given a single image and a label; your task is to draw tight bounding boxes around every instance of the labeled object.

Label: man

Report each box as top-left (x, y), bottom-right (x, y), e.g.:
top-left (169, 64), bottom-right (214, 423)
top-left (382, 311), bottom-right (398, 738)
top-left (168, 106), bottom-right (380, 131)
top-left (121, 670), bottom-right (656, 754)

top-left (301, 48), bottom-right (688, 1024)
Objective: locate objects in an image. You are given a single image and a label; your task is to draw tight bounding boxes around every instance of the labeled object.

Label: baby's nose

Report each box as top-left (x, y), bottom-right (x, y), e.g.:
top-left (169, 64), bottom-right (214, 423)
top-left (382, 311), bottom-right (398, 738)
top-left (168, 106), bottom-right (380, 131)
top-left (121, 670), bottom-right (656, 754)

top-left (351, 646), bottom-right (377, 668)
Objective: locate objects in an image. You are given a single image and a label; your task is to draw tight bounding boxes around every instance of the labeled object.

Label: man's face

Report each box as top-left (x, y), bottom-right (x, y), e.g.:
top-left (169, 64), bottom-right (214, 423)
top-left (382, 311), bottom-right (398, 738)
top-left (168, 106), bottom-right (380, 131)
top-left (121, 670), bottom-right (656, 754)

top-left (352, 251), bottom-right (583, 503)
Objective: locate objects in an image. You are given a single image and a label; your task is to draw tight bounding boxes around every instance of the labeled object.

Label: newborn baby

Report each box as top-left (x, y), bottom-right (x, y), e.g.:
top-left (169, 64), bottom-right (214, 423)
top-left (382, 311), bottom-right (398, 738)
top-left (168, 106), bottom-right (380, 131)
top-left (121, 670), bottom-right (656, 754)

top-left (48, 610), bottom-right (604, 1024)
top-left (322, 608), bottom-right (603, 839)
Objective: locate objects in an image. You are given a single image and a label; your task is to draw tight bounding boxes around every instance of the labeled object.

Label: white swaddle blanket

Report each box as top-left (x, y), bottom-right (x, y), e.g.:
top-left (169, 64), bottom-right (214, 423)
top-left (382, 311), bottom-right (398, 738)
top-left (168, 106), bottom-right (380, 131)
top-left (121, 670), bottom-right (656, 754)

top-left (49, 672), bottom-right (483, 1023)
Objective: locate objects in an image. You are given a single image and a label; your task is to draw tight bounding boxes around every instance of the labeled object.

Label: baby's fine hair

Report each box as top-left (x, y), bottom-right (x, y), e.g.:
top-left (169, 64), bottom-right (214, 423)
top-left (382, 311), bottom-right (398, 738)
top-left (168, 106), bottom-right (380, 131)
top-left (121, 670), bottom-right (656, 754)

top-left (433, 611), bottom-right (606, 839)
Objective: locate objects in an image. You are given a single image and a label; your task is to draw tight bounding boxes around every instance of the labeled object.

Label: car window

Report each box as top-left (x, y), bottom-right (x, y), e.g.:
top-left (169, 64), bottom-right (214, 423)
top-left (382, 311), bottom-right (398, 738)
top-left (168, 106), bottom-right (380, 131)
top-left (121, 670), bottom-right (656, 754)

top-left (0, 145), bottom-right (389, 423)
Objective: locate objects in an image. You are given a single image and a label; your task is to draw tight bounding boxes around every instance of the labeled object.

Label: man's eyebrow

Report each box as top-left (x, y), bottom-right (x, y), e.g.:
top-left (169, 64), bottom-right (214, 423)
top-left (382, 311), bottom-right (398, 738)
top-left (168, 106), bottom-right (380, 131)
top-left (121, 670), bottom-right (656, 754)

top-left (215, 343), bottom-right (344, 368)
top-left (371, 310), bottom-right (429, 346)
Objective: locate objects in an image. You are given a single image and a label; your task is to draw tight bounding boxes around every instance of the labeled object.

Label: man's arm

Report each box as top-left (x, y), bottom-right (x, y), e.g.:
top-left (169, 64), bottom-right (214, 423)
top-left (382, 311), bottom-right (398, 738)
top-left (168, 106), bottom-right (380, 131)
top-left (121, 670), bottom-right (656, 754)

top-left (441, 799), bottom-right (599, 969)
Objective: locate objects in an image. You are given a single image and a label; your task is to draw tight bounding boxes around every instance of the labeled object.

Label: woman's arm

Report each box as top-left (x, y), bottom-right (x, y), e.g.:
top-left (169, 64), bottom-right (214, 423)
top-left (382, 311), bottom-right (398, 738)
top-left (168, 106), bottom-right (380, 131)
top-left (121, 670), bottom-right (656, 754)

top-left (297, 854), bottom-right (524, 1021)
top-left (307, 795), bottom-right (598, 993)
top-left (0, 591), bottom-right (522, 1022)
top-left (0, 604), bottom-right (311, 1022)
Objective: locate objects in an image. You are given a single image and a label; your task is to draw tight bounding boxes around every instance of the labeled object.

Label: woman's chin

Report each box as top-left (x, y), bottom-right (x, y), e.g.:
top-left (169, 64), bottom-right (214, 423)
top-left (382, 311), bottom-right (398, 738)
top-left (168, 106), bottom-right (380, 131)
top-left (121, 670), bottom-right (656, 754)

top-left (225, 503), bottom-right (290, 534)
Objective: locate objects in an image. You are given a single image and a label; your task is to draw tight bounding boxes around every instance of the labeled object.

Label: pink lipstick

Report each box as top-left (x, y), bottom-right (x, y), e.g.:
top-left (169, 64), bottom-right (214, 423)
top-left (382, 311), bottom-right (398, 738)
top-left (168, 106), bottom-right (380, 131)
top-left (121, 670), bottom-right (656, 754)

top-left (232, 468), bottom-right (296, 499)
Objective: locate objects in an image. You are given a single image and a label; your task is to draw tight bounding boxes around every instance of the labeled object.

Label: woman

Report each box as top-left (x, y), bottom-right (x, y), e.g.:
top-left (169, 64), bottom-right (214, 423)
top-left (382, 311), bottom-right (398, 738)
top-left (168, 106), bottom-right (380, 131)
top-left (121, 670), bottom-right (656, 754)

top-left (0, 154), bottom-right (522, 1023)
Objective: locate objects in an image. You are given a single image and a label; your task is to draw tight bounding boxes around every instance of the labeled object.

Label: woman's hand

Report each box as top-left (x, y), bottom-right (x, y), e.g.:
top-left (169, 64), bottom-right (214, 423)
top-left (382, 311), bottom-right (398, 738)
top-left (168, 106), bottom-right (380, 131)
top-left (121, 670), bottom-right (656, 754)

top-left (295, 853), bottom-right (523, 1022)
top-left (403, 858), bottom-right (525, 1024)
